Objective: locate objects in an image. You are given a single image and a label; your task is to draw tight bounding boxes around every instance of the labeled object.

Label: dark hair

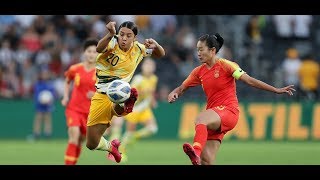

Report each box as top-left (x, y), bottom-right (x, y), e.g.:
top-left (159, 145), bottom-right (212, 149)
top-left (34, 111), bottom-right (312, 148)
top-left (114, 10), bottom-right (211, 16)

top-left (118, 21), bottom-right (138, 36)
top-left (199, 33), bottom-right (224, 53)
top-left (83, 38), bottom-right (98, 50)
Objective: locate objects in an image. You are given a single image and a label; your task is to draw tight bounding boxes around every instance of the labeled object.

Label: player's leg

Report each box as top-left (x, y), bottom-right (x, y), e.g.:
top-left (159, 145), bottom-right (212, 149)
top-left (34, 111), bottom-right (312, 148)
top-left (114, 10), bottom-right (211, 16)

top-left (116, 119), bottom-right (136, 162)
top-left (133, 109), bottom-right (158, 140)
top-left (64, 109), bottom-right (83, 165)
top-left (78, 134), bottom-right (86, 155)
top-left (185, 107), bottom-right (238, 165)
top-left (120, 110), bottom-right (140, 151)
top-left (32, 111), bottom-right (43, 140)
top-left (121, 120), bottom-right (137, 152)
top-left (86, 123), bottom-right (110, 150)
top-left (132, 119), bottom-right (157, 140)
top-left (108, 116), bottom-right (125, 141)
top-left (118, 113), bottom-right (158, 162)
top-left (86, 92), bottom-right (122, 163)
top-left (77, 114), bottom-right (88, 161)
top-left (200, 140), bottom-right (221, 165)
top-left (86, 92), bottom-right (115, 149)
top-left (76, 113), bottom-right (88, 163)
top-left (65, 126), bottom-right (82, 165)
top-left (183, 109), bottom-right (221, 165)
top-left (43, 111), bottom-right (52, 138)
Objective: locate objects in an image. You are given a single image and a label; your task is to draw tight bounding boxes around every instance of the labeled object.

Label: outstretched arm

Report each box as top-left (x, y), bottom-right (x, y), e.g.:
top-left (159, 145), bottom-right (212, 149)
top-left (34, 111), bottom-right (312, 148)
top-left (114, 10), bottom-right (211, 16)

top-left (96, 21), bottom-right (117, 53)
top-left (144, 38), bottom-right (165, 59)
top-left (168, 84), bottom-right (189, 103)
top-left (239, 73), bottom-right (295, 95)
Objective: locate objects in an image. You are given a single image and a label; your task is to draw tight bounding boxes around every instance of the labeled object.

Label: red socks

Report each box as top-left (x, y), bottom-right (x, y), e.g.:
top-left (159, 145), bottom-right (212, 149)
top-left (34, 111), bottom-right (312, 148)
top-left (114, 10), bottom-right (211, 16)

top-left (193, 124), bottom-right (207, 157)
top-left (64, 143), bottom-right (81, 165)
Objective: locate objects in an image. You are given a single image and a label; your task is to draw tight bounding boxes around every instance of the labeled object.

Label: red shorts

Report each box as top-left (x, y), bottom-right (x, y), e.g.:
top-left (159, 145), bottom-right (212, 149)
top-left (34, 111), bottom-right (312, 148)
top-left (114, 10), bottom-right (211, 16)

top-left (65, 108), bottom-right (89, 136)
top-left (207, 106), bottom-right (239, 142)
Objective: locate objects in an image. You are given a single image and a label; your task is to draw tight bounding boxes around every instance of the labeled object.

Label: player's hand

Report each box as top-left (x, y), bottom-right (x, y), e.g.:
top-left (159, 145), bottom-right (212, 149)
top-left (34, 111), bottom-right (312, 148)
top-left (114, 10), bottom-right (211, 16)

top-left (61, 97), bottom-right (69, 106)
top-left (276, 85), bottom-right (296, 96)
top-left (106, 21), bottom-right (116, 35)
top-left (144, 38), bottom-right (158, 49)
top-left (87, 91), bottom-right (95, 99)
top-left (168, 92), bottom-right (179, 103)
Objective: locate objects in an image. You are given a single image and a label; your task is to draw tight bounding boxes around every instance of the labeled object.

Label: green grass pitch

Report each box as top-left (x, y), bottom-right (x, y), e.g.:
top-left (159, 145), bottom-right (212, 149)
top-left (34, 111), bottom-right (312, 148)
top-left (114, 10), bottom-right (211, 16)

top-left (0, 139), bottom-right (319, 165)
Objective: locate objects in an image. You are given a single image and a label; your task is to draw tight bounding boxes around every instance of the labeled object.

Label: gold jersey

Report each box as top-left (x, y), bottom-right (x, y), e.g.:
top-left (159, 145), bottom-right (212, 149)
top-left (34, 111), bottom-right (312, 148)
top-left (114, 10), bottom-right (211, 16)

top-left (95, 36), bottom-right (152, 93)
top-left (131, 74), bottom-right (158, 105)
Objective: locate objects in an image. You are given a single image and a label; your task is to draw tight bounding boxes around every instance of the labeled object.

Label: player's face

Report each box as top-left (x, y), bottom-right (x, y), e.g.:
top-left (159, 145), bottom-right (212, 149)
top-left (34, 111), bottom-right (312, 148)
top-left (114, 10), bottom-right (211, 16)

top-left (196, 41), bottom-right (214, 63)
top-left (142, 59), bottom-right (155, 75)
top-left (118, 27), bottom-right (136, 51)
top-left (84, 45), bottom-right (98, 63)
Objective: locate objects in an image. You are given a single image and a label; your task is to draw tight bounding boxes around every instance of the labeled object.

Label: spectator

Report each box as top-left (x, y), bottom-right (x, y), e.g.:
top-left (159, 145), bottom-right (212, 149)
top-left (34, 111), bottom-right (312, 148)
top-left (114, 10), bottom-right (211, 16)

top-left (28, 67), bottom-right (57, 141)
top-left (281, 48), bottom-right (301, 93)
top-left (298, 54), bottom-right (320, 100)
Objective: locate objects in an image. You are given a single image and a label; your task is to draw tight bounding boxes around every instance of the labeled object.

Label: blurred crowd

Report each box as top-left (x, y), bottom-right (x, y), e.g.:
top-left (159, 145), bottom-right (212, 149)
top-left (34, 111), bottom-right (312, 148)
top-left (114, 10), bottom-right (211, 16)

top-left (0, 15), bottom-right (319, 102)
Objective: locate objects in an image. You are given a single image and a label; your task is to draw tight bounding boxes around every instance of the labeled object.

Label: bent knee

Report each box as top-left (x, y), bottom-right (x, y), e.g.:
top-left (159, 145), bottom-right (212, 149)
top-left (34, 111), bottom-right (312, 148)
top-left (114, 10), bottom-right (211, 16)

top-left (86, 140), bottom-right (98, 150)
top-left (195, 118), bottom-right (208, 125)
top-left (86, 143), bottom-right (96, 150)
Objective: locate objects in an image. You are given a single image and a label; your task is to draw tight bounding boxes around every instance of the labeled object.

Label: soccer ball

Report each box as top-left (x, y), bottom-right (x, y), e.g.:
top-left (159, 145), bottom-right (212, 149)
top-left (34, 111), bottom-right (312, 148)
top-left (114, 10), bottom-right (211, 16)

top-left (106, 79), bottom-right (131, 104)
top-left (38, 90), bottom-right (54, 105)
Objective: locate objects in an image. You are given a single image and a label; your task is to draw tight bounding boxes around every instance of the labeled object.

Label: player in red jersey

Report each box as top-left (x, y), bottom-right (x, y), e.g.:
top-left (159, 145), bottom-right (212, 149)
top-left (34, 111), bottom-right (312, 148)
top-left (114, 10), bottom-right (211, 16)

top-left (61, 38), bottom-right (98, 165)
top-left (168, 33), bottom-right (295, 165)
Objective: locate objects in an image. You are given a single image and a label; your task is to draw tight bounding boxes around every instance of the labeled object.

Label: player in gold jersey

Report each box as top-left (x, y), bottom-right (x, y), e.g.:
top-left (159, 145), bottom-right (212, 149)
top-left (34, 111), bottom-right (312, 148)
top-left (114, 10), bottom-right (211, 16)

top-left (111, 58), bottom-right (159, 162)
top-left (85, 21), bottom-right (165, 163)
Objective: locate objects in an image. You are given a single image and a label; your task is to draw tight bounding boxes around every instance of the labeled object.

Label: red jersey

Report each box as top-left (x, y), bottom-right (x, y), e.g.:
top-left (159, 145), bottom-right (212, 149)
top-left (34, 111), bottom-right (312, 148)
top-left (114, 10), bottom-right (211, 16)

top-left (64, 63), bottom-right (96, 114)
top-left (182, 58), bottom-right (245, 112)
